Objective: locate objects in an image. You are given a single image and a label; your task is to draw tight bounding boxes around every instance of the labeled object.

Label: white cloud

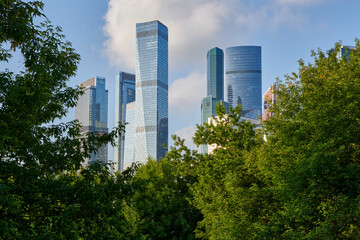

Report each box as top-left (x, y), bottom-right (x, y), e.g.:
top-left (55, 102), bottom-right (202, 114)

top-left (276, 0), bottom-right (325, 5)
top-left (103, 0), bottom-right (316, 72)
top-left (234, 2), bottom-right (306, 32)
top-left (174, 125), bottom-right (198, 150)
top-left (169, 72), bottom-right (206, 114)
top-left (103, 0), bottom-right (247, 71)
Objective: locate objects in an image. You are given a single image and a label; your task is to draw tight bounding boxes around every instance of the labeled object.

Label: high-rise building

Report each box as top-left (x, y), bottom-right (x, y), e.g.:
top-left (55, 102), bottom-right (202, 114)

top-left (135, 20), bottom-right (168, 163)
top-left (225, 46), bottom-right (262, 120)
top-left (262, 84), bottom-right (277, 121)
top-left (114, 72), bottom-right (135, 172)
top-left (123, 102), bottom-right (136, 170)
top-left (75, 76), bottom-right (108, 165)
top-left (207, 47), bottom-right (224, 100)
top-left (201, 47), bottom-right (229, 154)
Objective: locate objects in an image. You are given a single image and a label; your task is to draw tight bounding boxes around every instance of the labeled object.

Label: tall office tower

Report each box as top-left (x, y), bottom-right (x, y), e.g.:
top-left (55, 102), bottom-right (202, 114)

top-left (201, 47), bottom-right (229, 154)
top-left (226, 46), bottom-right (262, 120)
top-left (75, 76), bottom-right (108, 165)
top-left (123, 102), bottom-right (136, 170)
top-left (207, 47), bottom-right (224, 100)
top-left (114, 72), bottom-right (135, 172)
top-left (135, 20), bottom-right (168, 163)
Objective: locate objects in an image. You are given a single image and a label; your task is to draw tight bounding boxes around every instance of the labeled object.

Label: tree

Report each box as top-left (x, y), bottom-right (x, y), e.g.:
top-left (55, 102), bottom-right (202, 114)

top-left (0, 1), bottom-right (123, 238)
top-left (260, 42), bottom-right (360, 239)
top-left (180, 104), bottom-right (275, 239)
top-left (176, 42), bottom-right (360, 239)
top-left (121, 157), bottom-right (202, 240)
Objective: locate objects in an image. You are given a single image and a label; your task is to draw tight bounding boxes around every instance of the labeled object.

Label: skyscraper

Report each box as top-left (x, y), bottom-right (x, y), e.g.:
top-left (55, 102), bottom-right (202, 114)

top-left (225, 46), bottom-right (262, 120)
top-left (75, 76), bottom-right (108, 165)
top-left (207, 47), bottom-right (224, 100)
top-left (201, 47), bottom-right (229, 153)
top-left (114, 72), bottom-right (135, 172)
top-left (135, 20), bottom-right (168, 163)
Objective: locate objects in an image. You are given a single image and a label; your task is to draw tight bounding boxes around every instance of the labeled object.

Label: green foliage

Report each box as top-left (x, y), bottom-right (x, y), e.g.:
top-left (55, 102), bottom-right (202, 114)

top-left (121, 158), bottom-right (202, 240)
top-left (1, 162), bottom-right (135, 239)
top-left (261, 42), bottom-right (360, 239)
top-left (187, 105), bottom-right (275, 239)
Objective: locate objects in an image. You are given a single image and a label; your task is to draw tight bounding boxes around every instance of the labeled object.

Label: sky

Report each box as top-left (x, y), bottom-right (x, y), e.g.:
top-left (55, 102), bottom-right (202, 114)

top-left (16, 0), bottom-right (360, 160)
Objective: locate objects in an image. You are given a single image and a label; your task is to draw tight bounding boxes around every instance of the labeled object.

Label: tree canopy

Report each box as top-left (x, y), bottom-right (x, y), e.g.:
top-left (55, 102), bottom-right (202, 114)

top-left (0, 1), bottom-right (123, 238)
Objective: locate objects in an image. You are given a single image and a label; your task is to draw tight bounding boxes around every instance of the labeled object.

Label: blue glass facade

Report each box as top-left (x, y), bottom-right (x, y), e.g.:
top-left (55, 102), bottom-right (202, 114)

top-left (123, 102), bottom-right (136, 169)
top-left (135, 20), bottom-right (168, 163)
top-left (75, 76), bottom-right (108, 165)
top-left (225, 46), bottom-right (262, 120)
top-left (114, 72), bottom-right (135, 172)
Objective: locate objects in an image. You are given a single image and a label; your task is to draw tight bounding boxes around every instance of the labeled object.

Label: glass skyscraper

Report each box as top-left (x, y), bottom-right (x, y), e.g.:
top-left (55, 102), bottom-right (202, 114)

top-left (135, 20), bottom-right (168, 163)
top-left (114, 72), bottom-right (135, 172)
top-left (225, 46), bottom-right (262, 120)
top-left (201, 47), bottom-right (229, 153)
top-left (207, 47), bottom-right (224, 100)
top-left (75, 76), bottom-right (108, 165)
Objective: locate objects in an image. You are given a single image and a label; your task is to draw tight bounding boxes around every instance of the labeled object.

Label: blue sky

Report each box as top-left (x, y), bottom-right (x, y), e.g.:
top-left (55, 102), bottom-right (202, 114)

top-left (29, 0), bottom-right (360, 159)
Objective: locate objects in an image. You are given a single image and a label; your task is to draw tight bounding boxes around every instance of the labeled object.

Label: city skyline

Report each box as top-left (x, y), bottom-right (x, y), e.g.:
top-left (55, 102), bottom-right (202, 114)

top-left (77, 44), bottom-right (263, 162)
top-left (7, 0), bottom-right (360, 156)
top-left (2, 1), bottom-right (360, 238)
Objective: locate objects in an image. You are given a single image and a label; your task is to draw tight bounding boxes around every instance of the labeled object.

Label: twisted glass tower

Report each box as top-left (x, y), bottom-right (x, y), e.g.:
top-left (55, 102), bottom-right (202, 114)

top-left (114, 72), bottom-right (135, 172)
top-left (135, 20), bottom-right (168, 163)
top-left (225, 46), bottom-right (262, 120)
